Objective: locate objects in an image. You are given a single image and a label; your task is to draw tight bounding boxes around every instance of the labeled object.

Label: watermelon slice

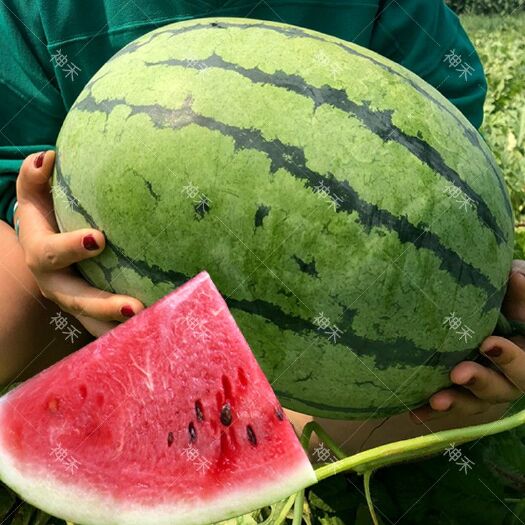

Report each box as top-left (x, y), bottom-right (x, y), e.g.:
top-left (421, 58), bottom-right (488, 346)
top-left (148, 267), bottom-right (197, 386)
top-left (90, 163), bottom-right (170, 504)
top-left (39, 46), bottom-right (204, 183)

top-left (0, 272), bottom-right (316, 525)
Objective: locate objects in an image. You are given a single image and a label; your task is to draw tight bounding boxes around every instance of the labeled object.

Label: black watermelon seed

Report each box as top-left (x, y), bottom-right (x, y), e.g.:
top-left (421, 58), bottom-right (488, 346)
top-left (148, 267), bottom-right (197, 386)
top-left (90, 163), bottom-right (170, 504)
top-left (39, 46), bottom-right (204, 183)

top-left (246, 425), bottom-right (257, 446)
top-left (275, 407), bottom-right (284, 421)
top-left (195, 400), bottom-right (204, 421)
top-left (220, 402), bottom-right (232, 426)
top-left (189, 422), bottom-right (197, 443)
top-left (167, 432), bottom-right (174, 447)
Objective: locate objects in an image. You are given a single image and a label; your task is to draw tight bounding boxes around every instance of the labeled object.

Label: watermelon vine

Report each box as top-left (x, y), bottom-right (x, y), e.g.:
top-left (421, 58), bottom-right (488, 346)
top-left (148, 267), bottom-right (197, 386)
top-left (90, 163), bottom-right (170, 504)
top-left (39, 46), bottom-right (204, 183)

top-left (300, 409), bottom-right (525, 525)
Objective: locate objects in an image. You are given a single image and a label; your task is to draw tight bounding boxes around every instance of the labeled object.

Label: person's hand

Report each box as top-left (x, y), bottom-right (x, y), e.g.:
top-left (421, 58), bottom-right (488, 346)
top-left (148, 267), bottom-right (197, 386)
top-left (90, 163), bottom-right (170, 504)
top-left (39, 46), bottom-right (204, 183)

top-left (15, 150), bottom-right (144, 336)
top-left (411, 261), bottom-right (525, 424)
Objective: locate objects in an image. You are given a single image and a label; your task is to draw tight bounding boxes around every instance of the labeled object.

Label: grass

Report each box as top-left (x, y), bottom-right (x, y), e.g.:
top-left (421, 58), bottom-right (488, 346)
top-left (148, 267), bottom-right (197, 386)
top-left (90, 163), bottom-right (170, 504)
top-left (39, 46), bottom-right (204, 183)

top-left (462, 14), bottom-right (525, 256)
top-left (462, 12), bottom-right (525, 30)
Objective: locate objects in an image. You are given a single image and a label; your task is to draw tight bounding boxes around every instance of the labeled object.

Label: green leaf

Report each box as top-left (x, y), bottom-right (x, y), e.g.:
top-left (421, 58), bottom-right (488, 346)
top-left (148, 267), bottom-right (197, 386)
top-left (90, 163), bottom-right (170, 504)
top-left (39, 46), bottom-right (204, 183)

top-left (354, 504), bottom-right (376, 525)
top-left (213, 512), bottom-right (259, 525)
top-left (10, 503), bottom-right (36, 525)
top-left (269, 495), bottom-right (296, 525)
top-left (30, 510), bottom-right (54, 525)
top-left (0, 483), bottom-right (17, 524)
top-left (307, 474), bottom-right (361, 524)
top-left (480, 426), bottom-right (525, 495)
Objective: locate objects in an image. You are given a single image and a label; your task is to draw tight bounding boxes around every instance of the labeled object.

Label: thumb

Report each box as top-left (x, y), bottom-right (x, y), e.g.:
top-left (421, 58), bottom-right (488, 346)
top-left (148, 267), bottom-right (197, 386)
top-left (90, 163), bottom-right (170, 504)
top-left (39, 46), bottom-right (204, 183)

top-left (511, 259), bottom-right (525, 277)
top-left (16, 150), bottom-right (56, 200)
top-left (16, 150), bottom-right (58, 234)
top-left (502, 264), bottom-right (525, 321)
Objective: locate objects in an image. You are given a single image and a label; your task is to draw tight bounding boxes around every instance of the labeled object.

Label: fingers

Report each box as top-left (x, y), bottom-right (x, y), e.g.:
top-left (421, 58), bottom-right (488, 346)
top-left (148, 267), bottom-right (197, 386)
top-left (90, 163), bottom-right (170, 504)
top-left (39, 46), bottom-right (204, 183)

top-left (26, 229), bottom-right (106, 273)
top-left (16, 151), bottom-right (58, 233)
top-left (511, 259), bottom-right (525, 276)
top-left (502, 267), bottom-right (525, 320)
top-left (16, 151), bottom-right (54, 199)
top-left (410, 388), bottom-right (490, 424)
top-left (435, 389), bottom-right (489, 415)
top-left (480, 336), bottom-right (525, 392)
top-left (16, 150), bottom-right (108, 273)
top-left (410, 335), bottom-right (525, 425)
top-left (15, 151), bottom-right (145, 330)
top-left (42, 272), bottom-right (145, 322)
top-left (450, 360), bottom-right (520, 403)
top-left (75, 314), bottom-right (119, 338)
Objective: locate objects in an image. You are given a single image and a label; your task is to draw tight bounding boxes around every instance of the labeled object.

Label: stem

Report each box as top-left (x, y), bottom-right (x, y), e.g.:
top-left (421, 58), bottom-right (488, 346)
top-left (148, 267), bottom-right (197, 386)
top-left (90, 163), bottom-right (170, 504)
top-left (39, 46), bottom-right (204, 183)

top-left (363, 471), bottom-right (379, 525)
top-left (315, 409), bottom-right (525, 482)
top-left (294, 422), bottom-right (346, 525)
top-left (300, 421), bottom-right (347, 460)
top-left (292, 490), bottom-right (305, 525)
top-left (270, 494), bottom-right (296, 525)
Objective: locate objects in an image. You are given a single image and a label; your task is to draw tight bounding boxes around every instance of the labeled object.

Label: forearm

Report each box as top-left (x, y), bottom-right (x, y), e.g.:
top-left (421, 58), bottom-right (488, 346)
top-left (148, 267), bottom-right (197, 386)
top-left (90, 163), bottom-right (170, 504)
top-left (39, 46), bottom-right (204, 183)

top-left (285, 404), bottom-right (511, 460)
top-left (0, 220), bottom-right (91, 386)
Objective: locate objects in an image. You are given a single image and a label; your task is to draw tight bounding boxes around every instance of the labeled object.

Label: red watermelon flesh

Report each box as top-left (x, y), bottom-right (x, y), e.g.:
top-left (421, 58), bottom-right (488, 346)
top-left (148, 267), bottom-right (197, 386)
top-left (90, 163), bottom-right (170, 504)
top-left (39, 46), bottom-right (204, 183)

top-left (0, 272), bottom-right (316, 525)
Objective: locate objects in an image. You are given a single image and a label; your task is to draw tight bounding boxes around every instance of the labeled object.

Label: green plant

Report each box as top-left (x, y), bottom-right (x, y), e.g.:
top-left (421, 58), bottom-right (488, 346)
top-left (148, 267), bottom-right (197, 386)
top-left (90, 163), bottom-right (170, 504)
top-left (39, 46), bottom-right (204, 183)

top-left (447, 0), bottom-right (525, 14)
top-left (462, 15), bottom-right (525, 256)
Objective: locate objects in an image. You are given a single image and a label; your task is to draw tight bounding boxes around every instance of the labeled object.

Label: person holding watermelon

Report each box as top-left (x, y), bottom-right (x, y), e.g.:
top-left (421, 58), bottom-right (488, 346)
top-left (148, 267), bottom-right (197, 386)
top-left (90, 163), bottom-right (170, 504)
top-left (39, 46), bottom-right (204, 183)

top-left (0, 0), bottom-right (523, 522)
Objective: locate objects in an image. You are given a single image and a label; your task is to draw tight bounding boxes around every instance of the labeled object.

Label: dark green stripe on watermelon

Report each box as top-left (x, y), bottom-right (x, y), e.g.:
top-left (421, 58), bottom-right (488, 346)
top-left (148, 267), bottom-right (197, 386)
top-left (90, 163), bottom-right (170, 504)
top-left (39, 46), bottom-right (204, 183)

top-left (274, 390), bottom-right (430, 415)
top-left (53, 17), bottom-right (513, 419)
top-left (145, 53), bottom-right (507, 244)
top-left (53, 153), bottom-right (498, 371)
top-left (71, 92), bottom-right (500, 303)
top-left (109, 18), bottom-right (510, 219)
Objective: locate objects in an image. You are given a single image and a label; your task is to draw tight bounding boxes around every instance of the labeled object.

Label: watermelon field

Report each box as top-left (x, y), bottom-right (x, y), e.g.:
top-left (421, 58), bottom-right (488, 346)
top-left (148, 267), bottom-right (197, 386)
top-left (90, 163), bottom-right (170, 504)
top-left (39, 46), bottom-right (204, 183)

top-left (1, 12), bottom-right (524, 525)
top-left (464, 15), bottom-right (525, 256)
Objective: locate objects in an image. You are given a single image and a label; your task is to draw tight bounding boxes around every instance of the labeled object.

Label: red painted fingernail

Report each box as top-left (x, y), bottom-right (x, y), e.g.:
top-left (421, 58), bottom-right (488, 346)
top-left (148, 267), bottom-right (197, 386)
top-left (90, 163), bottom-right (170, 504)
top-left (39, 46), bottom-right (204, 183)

top-left (484, 346), bottom-right (502, 358)
top-left (82, 234), bottom-right (99, 251)
top-left (34, 152), bottom-right (45, 168)
top-left (121, 305), bottom-right (135, 318)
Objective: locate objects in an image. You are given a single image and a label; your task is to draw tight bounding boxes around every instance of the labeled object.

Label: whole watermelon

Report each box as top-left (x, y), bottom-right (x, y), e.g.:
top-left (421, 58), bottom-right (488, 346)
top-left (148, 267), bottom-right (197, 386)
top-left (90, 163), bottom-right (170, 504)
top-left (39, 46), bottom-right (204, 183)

top-left (52, 17), bottom-right (514, 419)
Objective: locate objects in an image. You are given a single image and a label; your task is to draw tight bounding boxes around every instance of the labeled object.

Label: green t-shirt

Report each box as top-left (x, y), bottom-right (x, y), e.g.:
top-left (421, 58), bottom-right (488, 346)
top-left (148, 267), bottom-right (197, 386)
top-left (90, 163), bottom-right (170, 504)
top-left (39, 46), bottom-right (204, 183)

top-left (0, 0), bottom-right (487, 226)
